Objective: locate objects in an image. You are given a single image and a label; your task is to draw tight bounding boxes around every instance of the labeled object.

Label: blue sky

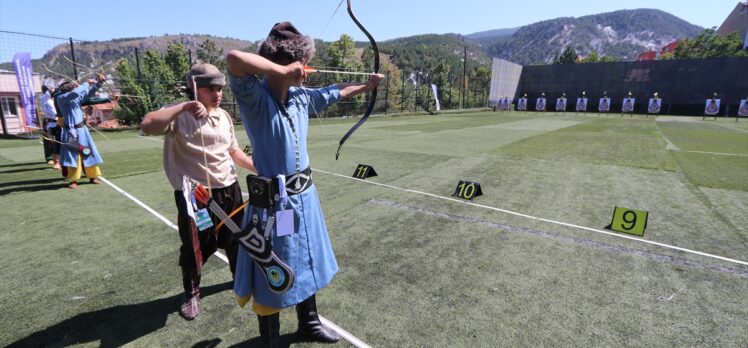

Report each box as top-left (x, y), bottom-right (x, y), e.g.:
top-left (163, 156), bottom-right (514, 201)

top-left (0, 0), bottom-right (740, 62)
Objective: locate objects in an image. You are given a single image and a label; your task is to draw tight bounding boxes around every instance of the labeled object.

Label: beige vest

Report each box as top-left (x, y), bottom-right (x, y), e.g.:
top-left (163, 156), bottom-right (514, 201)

top-left (163, 107), bottom-right (240, 190)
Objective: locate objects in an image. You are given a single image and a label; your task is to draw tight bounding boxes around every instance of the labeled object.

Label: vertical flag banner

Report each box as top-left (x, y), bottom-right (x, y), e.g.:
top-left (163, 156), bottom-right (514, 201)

top-left (12, 52), bottom-right (39, 129)
top-left (430, 84), bottom-right (441, 111)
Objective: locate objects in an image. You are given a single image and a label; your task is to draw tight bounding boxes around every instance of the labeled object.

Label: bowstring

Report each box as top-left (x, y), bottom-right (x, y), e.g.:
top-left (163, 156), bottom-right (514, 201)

top-left (193, 76), bottom-right (213, 195)
top-left (304, 88), bottom-right (338, 158)
top-left (318, 0), bottom-right (346, 40)
top-left (307, 0), bottom-right (348, 157)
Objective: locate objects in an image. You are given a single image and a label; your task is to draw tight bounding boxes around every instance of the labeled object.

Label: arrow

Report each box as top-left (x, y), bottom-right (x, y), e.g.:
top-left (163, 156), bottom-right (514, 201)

top-left (304, 66), bottom-right (376, 77)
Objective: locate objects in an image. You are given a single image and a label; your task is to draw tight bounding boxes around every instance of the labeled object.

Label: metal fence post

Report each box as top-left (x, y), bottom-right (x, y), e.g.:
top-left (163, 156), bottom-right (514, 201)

top-left (384, 71), bottom-right (389, 115)
top-left (401, 72), bottom-right (405, 112)
top-left (135, 47), bottom-right (142, 82)
top-left (69, 38), bottom-right (78, 80)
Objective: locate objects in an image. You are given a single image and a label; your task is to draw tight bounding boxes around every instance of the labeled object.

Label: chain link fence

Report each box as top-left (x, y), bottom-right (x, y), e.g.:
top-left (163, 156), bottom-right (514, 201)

top-left (516, 57), bottom-right (748, 116)
top-left (1, 30), bottom-right (491, 132)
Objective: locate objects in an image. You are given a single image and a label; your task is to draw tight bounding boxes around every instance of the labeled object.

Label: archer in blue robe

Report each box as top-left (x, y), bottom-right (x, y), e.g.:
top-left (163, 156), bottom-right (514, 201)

top-left (57, 82), bottom-right (104, 171)
top-left (230, 72), bottom-right (341, 309)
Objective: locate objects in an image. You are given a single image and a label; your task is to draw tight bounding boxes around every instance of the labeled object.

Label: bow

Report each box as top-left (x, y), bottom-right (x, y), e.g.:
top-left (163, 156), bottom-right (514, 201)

top-left (334, 0), bottom-right (379, 160)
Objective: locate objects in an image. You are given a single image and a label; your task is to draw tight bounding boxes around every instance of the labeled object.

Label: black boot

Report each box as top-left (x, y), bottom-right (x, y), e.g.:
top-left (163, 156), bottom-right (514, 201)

top-left (257, 313), bottom-right (280, 348)
top-left (179, 268), bottom-right (201, 320)
top-left (295, 295), bottom-right (340, 343)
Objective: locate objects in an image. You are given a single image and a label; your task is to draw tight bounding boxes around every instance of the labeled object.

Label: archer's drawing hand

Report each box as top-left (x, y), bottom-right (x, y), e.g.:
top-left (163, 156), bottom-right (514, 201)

top-left (184, 101), bottom-right (208, 119)
top-left (284, 61), bottom-right (307, 86)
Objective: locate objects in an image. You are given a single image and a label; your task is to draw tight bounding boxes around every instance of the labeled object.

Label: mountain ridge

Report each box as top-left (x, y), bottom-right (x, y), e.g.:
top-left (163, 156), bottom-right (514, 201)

top-left (481, 9), bottom-right (703, 64)
top-left (0, 8), bottom-right (705, 79)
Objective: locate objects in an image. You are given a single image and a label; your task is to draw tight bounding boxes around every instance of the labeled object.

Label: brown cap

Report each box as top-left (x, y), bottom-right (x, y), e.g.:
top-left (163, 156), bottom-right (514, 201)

top-left (268, 22), bottom-right (302, 41)
top-left (186, 63), bottom-right (225, 88)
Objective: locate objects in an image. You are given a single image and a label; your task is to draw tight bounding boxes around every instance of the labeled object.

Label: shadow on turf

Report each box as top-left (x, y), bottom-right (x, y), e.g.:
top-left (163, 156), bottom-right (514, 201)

top-left (7, 281), bottom-right (232, 347)
top-left (226, 333), bottom-right (305, 348)
top-left (0, 161), bottom-right (47, 168)
top-left (0, 177), bottom-right (68, 195)
top-left (0, 166), bottom-right (56, 174)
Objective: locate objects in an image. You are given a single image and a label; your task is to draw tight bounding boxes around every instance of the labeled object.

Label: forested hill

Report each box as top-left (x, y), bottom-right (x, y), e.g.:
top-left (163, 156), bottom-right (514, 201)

top-left (24, 31), bottom-right (491, 85)
top-left (480, 9), bottom-right (702, 64)
top-left (465, 27), bottom-right (520, 49)
top-left (20, 32), bottom-right (488, 82)
top-left (4, 8), bottom-right (704, 81)
top-left (378, 34), bottom-right (491, 74)
top-left (29, 34), bottom-right (257, 80)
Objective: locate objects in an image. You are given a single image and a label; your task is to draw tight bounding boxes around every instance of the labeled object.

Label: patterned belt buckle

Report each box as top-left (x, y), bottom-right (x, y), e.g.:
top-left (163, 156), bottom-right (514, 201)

top-left (285, 172), bottom-right (311, 195)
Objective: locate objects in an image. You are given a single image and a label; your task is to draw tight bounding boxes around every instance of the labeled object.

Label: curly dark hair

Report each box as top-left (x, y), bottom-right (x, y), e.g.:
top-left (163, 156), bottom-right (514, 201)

top-left (258, 35), bottom-right (316, 66)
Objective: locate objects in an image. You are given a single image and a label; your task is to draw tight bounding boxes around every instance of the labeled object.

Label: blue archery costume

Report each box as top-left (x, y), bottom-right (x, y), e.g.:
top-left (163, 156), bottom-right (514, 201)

top-left (57, 82), bottom-right (104, 168)
top-left (230, 72), bottom-right (340, 308)
top-left (229, 73), bottom-right (340, 308)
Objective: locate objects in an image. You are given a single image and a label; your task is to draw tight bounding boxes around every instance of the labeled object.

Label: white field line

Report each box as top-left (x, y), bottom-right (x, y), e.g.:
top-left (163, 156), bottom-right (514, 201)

top-left (137, 134), bottom-right (164, 142)
top-left (682, 150), bottom-right (748, 157)
top-left (314, 169), bottom-right (748, 267)
top-left (657, 124), bottom-right (748, 157)
top-left (99, 177), bottom-right (228, 266)
top-left (99, 174), bottom-right (367, 347)
top-left (320, 316), bottom-right (372, 348)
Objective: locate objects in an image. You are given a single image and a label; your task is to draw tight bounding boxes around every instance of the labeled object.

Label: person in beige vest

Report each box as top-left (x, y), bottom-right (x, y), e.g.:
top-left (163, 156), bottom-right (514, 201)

top-left (141, 63), bottom-right (256, 320)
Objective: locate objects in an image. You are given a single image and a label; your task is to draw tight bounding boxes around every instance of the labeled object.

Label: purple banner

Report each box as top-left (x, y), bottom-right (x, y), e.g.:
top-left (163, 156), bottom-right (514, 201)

top-left (12, 52), bottom-right (39, 129)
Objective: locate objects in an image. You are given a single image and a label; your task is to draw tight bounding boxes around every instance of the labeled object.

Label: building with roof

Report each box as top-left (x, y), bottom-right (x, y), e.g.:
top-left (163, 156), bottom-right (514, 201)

top-left (0, 70), bottom-right (42, 135)
top-left (716, 1), bottom-right (748, 48)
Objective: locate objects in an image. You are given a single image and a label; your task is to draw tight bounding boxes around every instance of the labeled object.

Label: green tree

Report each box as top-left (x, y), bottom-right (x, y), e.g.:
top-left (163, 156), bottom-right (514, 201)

top-left (197, 39), bottom-right (225, 71)
top-left (113, 48), bottom-right (185, 125)
top-left (114, 59), bottom-right (152, 125)
top-left (380, 60), bottom-right (403, 113)
top-left (430, 60), bottom-right (451, 89)
top-left (326, 34), bottom-right (364, 116)
top-left (672, 28), bottom-right (748, 59)
top-left (164, 42), bottom-right (190, 82)
top-left (557, 46), bottom-right (579, 64)
top-left (327, 34), bottom-right (361, 71)
top-left (581, 51), bottom-right (600, 63)
top-left (141, 49), bottom-right (179, 105)
top-left (470, 66), bottom-right (491, 107)
top-left (413, 72), bottom-right (435, 113)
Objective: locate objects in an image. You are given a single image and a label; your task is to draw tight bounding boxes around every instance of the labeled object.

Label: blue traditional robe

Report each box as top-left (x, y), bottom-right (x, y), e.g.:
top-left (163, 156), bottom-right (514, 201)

top-left (57, 82), bottom-right (104, 168)
top-left (230, 73), bottom-right (339, 308)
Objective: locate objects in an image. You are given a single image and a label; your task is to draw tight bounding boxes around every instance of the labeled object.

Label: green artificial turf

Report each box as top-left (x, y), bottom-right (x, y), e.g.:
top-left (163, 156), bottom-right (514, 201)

top-left (1, 112), bottom-right (746, 347)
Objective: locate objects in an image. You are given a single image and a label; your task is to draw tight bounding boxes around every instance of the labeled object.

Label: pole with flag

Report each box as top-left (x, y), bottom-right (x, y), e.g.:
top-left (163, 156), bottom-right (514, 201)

top-left (12, 52), bottom-right (39, 132)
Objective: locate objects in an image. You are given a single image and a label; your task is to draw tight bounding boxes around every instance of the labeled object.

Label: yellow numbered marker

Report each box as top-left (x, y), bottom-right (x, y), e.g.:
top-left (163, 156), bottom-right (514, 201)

top-left (452, 180), bottom-right (483, 200)
top-left (610, 207), bottom-right (649, 236)
top-left (352, 164), bottom-right (377, 180)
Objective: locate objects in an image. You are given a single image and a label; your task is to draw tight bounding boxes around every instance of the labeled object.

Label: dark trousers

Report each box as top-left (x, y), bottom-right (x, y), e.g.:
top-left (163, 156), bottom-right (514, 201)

top-left (50, 126), bottom-right (61, 155)
top-left (42, 123), bottom-right (60, 160)
top-left (175, 180), bottom-right (243, 276)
